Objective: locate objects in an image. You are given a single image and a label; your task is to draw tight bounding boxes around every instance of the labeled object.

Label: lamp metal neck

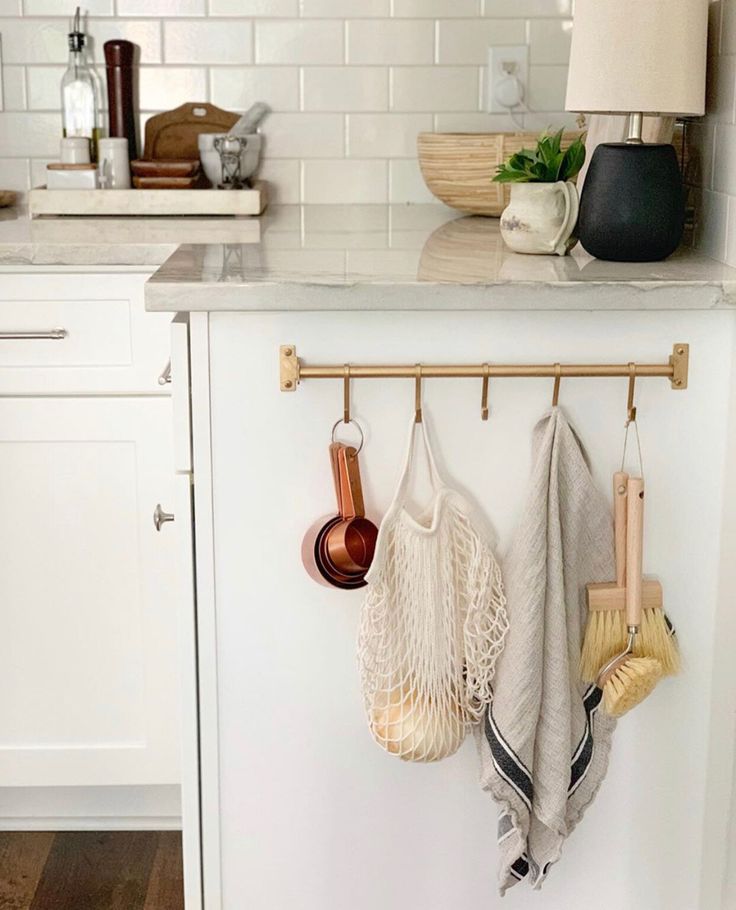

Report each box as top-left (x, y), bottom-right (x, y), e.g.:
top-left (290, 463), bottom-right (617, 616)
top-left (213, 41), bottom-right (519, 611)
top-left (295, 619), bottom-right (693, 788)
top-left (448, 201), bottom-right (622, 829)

top-left (626, 112), bottom-right (644, 144)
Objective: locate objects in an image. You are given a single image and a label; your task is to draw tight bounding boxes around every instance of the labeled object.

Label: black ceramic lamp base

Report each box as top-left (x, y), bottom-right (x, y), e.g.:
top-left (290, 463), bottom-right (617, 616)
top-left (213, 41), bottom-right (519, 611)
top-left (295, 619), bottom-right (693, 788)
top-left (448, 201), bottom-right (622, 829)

top-left (578, 143), bottom-right (685, 262)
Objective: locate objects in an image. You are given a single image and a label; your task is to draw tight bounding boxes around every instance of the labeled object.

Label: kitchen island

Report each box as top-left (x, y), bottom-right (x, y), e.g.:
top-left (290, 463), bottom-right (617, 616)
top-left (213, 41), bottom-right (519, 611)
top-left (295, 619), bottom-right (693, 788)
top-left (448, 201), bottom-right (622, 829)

top-left (147, 204), bottom-right (736, 910)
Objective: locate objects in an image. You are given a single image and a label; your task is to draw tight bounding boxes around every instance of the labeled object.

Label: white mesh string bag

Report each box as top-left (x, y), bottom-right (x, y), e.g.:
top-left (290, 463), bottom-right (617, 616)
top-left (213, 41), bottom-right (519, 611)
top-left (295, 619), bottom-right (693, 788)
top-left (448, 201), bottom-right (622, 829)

top-left (358, 416), bottom-right (508, 763)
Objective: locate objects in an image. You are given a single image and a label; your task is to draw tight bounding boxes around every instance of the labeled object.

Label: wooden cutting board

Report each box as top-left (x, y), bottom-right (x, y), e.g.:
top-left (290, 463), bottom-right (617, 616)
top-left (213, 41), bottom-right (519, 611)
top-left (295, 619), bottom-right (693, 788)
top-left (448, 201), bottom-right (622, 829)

top-left (143, 103), bottom-right (239, 160)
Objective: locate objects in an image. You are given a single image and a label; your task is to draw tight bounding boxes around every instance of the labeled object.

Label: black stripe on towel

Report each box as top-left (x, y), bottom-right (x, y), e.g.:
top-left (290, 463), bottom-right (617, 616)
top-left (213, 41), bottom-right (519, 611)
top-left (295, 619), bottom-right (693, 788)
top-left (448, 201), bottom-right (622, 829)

top-left (568, 685), bottom-right (602, 796)
top-left (485, 710), bottom-right (534, 810)
top-left (510, 856), bottom-right (530, 881)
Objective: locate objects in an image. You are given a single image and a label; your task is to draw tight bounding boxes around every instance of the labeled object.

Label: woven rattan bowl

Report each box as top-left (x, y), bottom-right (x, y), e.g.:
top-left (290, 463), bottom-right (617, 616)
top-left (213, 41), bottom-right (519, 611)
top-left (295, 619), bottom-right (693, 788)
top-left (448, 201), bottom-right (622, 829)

top-left (417, 131), bottom-right (583, 217)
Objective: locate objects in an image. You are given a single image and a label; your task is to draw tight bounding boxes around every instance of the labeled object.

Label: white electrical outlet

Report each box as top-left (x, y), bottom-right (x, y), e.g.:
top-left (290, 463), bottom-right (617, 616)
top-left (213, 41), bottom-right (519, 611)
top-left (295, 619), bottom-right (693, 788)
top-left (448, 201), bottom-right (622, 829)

top-left (486, 45), bottom-right (528, 114)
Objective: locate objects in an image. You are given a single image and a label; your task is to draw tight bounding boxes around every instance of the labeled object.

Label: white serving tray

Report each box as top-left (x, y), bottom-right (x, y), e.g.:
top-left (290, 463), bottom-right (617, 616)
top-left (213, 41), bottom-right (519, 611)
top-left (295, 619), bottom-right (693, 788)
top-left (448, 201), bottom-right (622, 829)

top-left (29, 180), bottom-right (268, 218)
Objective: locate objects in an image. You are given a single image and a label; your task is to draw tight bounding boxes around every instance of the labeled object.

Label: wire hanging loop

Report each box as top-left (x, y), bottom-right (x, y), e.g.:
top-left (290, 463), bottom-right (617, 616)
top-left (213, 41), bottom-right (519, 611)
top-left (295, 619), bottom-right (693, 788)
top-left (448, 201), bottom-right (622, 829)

top-left (343, 364), bottom-right (351, 424)
top-left (415, 364), bottom-right (423, 424)
top-left (621, 362), bottom-right (644, 477)
top-left (481, 363), bottom-right (490, 421)
top-left (552, 363), bottom-right (562, 407)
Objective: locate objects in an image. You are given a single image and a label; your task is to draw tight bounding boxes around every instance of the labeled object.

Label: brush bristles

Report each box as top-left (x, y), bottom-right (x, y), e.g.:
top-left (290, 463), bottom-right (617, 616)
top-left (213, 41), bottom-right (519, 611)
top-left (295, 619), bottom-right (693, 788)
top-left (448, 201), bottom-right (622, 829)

top-left (603, 656), bottom-right (663, 717)
top-left (580, 608), bottom-right (681, 682)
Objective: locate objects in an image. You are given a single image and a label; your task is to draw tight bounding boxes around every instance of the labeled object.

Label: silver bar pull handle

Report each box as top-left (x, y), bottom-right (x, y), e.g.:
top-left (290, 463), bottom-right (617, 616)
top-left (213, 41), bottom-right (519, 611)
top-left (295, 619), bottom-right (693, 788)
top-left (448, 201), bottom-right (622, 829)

top-left (153, 503), bottom-right (175, 532)
top-left (0, 328), bottom-right (68, 340)
top-left (158, 359), bottom-right (172, 385)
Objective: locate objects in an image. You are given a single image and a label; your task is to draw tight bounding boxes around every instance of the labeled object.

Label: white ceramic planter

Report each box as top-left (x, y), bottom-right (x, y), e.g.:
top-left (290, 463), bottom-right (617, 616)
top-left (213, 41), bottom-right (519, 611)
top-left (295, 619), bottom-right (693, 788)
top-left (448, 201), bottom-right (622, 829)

top-left (499, 180), bottom-right (579, 256)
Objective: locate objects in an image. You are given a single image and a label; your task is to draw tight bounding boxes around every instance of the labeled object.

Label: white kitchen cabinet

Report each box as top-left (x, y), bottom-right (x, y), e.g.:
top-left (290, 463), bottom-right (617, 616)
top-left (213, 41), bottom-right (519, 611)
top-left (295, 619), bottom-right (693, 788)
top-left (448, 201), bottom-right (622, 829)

top-left (0, 396), bottom-right (180, 787)
top-left (0, 269), bottom-right (184, 797)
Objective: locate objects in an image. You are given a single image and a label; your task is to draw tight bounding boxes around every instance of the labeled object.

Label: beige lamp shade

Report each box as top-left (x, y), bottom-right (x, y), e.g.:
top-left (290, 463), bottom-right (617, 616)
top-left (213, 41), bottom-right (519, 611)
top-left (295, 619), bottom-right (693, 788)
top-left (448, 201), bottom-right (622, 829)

top-left (565, 0), bottom-right (708, 117)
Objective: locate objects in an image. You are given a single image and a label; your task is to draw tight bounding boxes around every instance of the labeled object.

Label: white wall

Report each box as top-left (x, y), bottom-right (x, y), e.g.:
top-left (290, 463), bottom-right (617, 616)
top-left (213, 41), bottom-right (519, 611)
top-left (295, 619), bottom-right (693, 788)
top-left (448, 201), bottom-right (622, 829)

top-left (689, 0), bottom-right (736, 264)
top-left (0, 0), bottom-right (576, 203)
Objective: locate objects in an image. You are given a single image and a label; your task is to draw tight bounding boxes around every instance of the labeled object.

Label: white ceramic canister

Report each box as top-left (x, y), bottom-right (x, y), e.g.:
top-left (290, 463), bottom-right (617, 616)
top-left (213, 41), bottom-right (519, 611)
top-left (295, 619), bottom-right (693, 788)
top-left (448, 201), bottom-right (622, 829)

top-left (98, 137), bottom-right (131, 189)
top-left (60, 136), bottom-right (91, 164)
top-left (499, 180), bottom-right (579, 256)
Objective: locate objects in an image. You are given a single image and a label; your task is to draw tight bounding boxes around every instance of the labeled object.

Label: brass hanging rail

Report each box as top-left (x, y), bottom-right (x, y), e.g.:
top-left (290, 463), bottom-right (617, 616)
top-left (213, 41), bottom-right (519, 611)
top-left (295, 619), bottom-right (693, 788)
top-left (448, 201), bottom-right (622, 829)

top-left (280, 344), bottom-right (689, 392)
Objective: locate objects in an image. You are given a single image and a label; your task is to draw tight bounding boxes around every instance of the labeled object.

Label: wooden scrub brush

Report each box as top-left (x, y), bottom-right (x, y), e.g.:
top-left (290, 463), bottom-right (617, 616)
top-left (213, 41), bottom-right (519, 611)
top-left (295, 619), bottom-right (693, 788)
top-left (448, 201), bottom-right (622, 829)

top-left (594, 476), bottom-right (663, 717)
top-left (581, 472), bottom-right (680, 680)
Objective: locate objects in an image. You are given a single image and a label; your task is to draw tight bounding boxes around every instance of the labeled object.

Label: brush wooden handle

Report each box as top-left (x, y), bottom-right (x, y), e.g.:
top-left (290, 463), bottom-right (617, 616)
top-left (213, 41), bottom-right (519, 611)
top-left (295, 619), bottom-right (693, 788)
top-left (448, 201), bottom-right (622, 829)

top-left (626, 476), bottom-right (645, 628)
top-left (613, 471), bottom-right (628, 588)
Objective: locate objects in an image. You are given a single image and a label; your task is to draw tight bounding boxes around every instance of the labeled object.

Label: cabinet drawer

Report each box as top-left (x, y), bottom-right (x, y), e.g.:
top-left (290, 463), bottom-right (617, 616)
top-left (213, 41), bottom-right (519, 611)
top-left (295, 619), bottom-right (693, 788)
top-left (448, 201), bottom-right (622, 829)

top-left (0, 298), bottom-right (130, 367)
top-left (0, 271), bottom-right (172, 395)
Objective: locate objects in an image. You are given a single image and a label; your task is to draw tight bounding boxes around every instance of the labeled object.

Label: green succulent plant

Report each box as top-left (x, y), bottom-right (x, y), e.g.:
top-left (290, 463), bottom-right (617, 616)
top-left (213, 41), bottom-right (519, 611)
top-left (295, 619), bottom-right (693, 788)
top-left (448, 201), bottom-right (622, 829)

top-left (493, 128), bottom-right (586, 184)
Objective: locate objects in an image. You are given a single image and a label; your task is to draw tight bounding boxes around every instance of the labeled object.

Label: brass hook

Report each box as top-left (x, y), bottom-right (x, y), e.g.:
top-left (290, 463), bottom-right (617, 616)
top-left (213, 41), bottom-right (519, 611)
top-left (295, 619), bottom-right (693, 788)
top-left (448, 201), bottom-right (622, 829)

top-left (552, 363), bottom-right (562, 407)
top-left (343, 364), bottom-right (350, 424)
top-left (481, 363), bottom-right (490, 421)
top-left (626, 362), bottom-right (637, 424)
top-left (415, 364), bottom-right (423, 424)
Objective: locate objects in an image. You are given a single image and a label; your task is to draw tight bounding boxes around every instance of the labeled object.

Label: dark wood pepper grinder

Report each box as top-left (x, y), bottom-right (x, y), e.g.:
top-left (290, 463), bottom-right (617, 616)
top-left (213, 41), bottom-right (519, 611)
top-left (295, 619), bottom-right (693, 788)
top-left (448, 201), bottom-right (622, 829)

top-left (104, 39), bottom-right (138, 165)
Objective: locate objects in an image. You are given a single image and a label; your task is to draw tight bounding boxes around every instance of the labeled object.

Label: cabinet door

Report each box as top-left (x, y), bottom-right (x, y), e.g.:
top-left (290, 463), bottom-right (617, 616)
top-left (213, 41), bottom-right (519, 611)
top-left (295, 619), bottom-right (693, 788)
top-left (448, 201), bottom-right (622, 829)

top-left (0, 397), bottom-right (181, 787)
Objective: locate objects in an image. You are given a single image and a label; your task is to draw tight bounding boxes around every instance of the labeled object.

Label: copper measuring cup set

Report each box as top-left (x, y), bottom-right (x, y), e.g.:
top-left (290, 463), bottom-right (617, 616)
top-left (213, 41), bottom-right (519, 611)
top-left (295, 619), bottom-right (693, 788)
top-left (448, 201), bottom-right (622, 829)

top-left (302, 426), bottom-right (379, 589)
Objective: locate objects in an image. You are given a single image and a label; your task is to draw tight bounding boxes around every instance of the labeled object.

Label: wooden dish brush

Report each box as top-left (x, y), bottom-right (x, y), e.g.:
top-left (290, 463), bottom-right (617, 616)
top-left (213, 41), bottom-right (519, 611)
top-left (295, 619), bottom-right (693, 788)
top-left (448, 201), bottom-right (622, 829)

top-left (595, 476), bottom-right (663, 717)
top-left (581, 471), bottom-right (680, 681)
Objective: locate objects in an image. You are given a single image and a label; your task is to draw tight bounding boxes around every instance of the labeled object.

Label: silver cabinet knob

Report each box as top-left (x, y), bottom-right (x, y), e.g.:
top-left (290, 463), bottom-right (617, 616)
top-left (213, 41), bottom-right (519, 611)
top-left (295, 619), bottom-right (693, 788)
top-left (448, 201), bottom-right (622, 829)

top-left (153, 503), bottom-right (175, 531)
top-left (158, 360), bottom-right (172, 385)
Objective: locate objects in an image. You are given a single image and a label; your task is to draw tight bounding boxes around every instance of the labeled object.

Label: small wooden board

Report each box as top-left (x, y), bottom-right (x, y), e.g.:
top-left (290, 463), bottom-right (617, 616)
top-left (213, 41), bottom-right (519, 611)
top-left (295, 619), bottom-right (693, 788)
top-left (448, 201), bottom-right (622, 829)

top-left (143, 103), bottom-right (239, 160)
top-left (29, 181), bottom-right (268, 218)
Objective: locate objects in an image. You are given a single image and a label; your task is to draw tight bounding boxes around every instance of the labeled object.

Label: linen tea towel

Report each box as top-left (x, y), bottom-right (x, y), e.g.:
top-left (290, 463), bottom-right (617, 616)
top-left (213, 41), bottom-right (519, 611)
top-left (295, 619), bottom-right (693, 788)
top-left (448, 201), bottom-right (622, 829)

top-left (477, 408), bottom-right (616, 892)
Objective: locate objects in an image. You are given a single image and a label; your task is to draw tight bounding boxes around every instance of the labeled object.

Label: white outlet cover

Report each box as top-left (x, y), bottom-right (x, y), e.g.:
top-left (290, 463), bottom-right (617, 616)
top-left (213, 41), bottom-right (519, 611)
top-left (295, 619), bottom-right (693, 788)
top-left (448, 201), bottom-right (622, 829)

top-left (487, 45), bottom-right (528, 114)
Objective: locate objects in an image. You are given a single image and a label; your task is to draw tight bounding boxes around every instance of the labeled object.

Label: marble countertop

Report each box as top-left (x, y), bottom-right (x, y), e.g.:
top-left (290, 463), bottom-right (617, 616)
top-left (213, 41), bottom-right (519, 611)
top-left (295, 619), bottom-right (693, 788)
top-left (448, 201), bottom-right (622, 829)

top-left (146, 204), bottom-right (736, 312)
top-left (2, 203), bottom-right (736, 311)
top-left (0, 207), bottom-right (261, 267)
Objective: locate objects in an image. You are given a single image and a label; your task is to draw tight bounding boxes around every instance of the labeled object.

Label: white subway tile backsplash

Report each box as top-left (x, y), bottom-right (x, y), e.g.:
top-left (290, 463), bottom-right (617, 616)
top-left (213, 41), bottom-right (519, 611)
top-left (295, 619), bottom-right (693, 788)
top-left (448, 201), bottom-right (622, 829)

top-left (300, 0), bottom-right (388, 16)
top-left (436, 19), bottom-right (526, 65)
top-left (389, 158), bottom-right (435, 203)
top-left (211, 66), bottom-right (299, 111)
top-left (303, 159), bottom-right (388, 203)
top-left (347, 112), bottom-right (430, 157)
top-left (27, 65), bottom-right (64, 110)
top-left (726, 196), bottom-right (736, 267)
top-left (694, 188), bottom-right (728, 261)
top-left (529, 18), bottom-right (572, 65)
top-left (706, 52), bottom-right (736, 123)
top-left (256, 158), bottom-right (300, 203)
top-left (302, 66), bottom-right (388, 112)
top-left (0, 112), bottom-right (60, 157)
top-left (210, 0), bottom-right (298, 14)
top-left (483, 0), bottom-right (570, 16)
top-left (263, 112), bottom-right (343, 157)
top-left (713, 122), bottom-right (736, 195)
top-left (164, 20), bottom-right (252, 64)
top-left (392, 0), bottom-right (479, 16)
top-left (347, 20), bottom-right (434, 65)
top-left (23, 0), bottom-right (113, 14)
top-left (118, 0), bottom-right (204, 15)
top-left (2, 65), bottom-right (27, 110)
top-left (527, 64), bottom-right (568, 111)
top-left (0, 19), bottom-right (69, 64)
top-left (1, 0), bottom-right (590, 204)
top-left (30, 156), bottom-right (52, 187)
top-left (391, 66), bottom-right (478, 112)
top-left (255, 20), bottom-right (343, 64)
top-left (139, 67), bottom-right (208, 111)
top-left (0, 157), bottom-right (30, 190)
top-left (434, 110), bottom-right (515, 131)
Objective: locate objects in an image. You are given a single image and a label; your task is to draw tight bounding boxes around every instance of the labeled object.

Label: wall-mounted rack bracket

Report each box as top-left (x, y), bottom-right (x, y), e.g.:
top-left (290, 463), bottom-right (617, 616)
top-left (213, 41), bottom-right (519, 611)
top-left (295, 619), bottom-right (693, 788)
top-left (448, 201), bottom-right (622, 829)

top-left (280, 345), bottom-right (299, 391)
top-left (669, 343), bottom-right (689, 390)
top-left (279, 343), bottom-right (690, 392)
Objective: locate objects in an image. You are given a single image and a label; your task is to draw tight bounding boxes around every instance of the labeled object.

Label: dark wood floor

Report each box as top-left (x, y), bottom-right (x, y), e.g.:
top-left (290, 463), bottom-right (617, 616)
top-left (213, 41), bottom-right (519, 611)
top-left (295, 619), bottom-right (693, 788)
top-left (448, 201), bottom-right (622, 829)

top-left (0, 831), bottom-right (184, 910)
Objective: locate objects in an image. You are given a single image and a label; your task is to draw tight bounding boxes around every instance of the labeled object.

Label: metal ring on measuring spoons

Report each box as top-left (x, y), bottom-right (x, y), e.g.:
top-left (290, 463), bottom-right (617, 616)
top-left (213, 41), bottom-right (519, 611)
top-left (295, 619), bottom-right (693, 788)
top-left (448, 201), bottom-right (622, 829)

top-left (331, 418), bottom-right (364, 455)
